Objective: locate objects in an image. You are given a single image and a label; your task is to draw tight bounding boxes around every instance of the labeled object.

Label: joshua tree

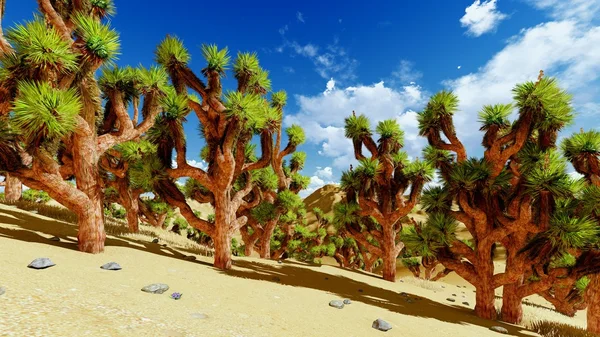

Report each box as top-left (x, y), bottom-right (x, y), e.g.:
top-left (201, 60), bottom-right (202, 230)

top-left (0, 1), bottom-right (167, 253)
top-left (338, 115), bottom-right (434, 282)
top-left (238, 113), bottom-right (309, 258)
top-left (415, 73), bottom-right (600, 321)
top-left (561, 130), bottom-right (600, 333)
top-left (148, 37), bottom-right (285, 269)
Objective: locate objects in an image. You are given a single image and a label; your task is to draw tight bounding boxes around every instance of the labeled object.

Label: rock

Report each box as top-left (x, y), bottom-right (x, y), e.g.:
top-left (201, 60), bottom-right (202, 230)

top-left (184, 256), bottom-right (196, 261)
top-left (405, 299), bottom-right (414, 303)
top-left (272, 276), bottom-right (281, 282)
top-left (30, 210), bottom-right (38, 214)
top-left (446, 298), bottom-right (456, 302)
top-left (489, 326), bottom-right (508, 334)
top-left (452, 294), bottom-right (457, 296)
top-left (161, 244), bottom-right (167, 247)
top-left (343, 299), bottom-right (351, 304)
top-left (27, 258), bottom-right (55, 269)
top-left (141, 283), bottom-right (169, 294)
top-left (0, 287), bottom-right (5, 296)
top-left (49, 236), bottom-right (60, 242)
top-left (441, 285), bottom-right (446, 288)
top-left (400, 292), bottom-right (409, 297)
top-left (462, 302), bottom-right (469, 306)
top-left (152, 238), bottom-right (159, 243)
top-left (329, 300), bottom-right (344, 309)
top-left (100, 262), bottom-right (121, 271)
top-left (358, 289), bottom-right (363, 293)
top-left (277, 260), bottom-right (283, 264)
top-left (190, 313), bottom-right (208, 319)
top-left (372, 319), bottom-right (392, 332)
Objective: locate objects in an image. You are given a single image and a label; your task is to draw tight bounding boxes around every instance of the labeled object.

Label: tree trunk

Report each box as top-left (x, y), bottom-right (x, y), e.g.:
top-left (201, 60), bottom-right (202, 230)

top-left (501, 283), bottom-right (524, 324)
top-left (474, 258), bottom-right (497, 320)
top-left (587, 275), bottom-right (600, 334)
top-left (4, 174), bottom-right (22, 201)
top-left (73, 127), bottom-right (105, 253)
top-left (126, 197), bottom-right (139, 233)
top-left (424, 266), bottom-right (434, 280)
top-left (259, 218), bottom-right (278, 259)
top-left (77, 198), bottom-right (106, 253)
top-left (244, 243), bottom-right (254, 257)
top-left (381, 225), bottom-right (397, 282)
top-left (212, 192), bottom-right (233, 270)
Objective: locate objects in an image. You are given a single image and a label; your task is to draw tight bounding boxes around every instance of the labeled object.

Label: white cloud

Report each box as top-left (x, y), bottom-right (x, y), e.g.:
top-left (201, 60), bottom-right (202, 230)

top-left (283, 66), bottom-right (295, 74)
top-left (278, 25), bottom-right (288, 36)
top-left (315, 166), bottom-right (334, 180)
top-left (324, 78), bottom-right (336, 95)
top-left (290, 42), bottom-right (318, 57)
top-left (457, 65), bottom-right (462, 69)
top-left (460, 0), bottom-right (508, 37)
top-left (525, 0), bottom-right (600, 22)
top-left (285, 80), bottom-right (428, 170)
top-left (391, 60), bottom-right (423, 84)
top-left (442, 17), bottom-right (600, 156)
top-left (297, 12), bottom-right (305, 23)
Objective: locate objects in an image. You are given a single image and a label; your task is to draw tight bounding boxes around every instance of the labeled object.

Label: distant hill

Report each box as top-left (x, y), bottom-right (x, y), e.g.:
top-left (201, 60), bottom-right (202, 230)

top-left (302, 184), bottom-right (344, 230)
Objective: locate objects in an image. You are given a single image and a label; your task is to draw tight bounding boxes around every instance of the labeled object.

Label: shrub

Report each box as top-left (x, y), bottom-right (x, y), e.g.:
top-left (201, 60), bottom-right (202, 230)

top-left (21, 189), bottom-right (51, 203)
top-left (527, 320), bottom-right (597, 337)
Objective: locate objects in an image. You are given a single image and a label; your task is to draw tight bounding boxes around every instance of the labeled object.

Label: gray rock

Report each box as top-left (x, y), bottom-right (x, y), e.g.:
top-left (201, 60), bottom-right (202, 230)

top-left (329, 300), bottom-right (344, 309)
top-left (151, 238), bottom-right (159, 243)
top-left (27, 258), bottom-right (55, 269)
top-left (405, 299), bottom-right (414, 303)
top-left (372, 319), bottom-right (392, 332)
top-left (0, 287), bottom-right (5, 296)
top-left (400, 292), bottom-right (409, 297)
top-left (446, 298), bottom-right (456, 302)
top-left (49, 236), bottom-right (60, 242)
top-left (141, 283), bottom-right (169, 294)
top-left (100, 262), bottom-right (121, 271)
top-left (190, 313), bottom-right (208, 319)
top-left (184, 256), bottom-right (196, 261)
top-left (277, 260), bottom-right (283, 264)
top-left (489, 326), bottom-right (508, 334)
top-left (462, 302), bottom-right (469, 306)
top-left (343, 299), bottom-right (351, 304)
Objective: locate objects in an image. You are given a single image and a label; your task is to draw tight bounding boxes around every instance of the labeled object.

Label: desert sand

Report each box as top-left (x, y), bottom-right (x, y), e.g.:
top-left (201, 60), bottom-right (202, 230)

top-left (0, 201), bottom-right (586, 337)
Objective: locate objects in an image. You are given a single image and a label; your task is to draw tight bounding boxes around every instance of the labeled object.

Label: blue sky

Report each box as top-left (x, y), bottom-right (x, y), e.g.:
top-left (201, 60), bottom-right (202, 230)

top-left (2, 0), bottom-right (600, 197)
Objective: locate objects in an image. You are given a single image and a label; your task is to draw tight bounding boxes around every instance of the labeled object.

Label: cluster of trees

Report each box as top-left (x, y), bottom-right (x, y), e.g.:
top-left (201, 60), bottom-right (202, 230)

top-left (1, 1), bottom-right (599, 334)
top-left (0, 0), bottom-right (308, 272)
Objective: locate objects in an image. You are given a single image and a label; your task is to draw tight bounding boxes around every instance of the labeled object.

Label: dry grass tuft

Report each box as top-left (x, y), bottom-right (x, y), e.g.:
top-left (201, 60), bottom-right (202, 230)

top-left (397, 276), bottom-right (446, 291)
top-left (1, 199), bottom-right (77, 223)
top-left (526, 320), bottom-right (596, 337)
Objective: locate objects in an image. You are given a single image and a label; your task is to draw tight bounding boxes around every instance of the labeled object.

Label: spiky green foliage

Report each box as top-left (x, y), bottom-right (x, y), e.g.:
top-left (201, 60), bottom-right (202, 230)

top-left (160, 90), bottom-right (190, 120)
top-left (355, 158), bottom-right (382, 179)
top-left (478, 104), bottom-right (513, 130)
top-left (286, 124), bottom-right (306, 146)
top-left (376, 119), bottom-right (404, 145)
top-left (344, 114), bottom-right (371, 140)
top-left (114, 140), bottom-right (157, 162)
top-left (401, 213), bottom-right (458, 258)
top-left (155, 36), bottom-right (190, 66)
top-left (233, 52), bottom-right (259, 78)
top-left (423, 146), bottom-right (453, 166)
top-left (290, 152), bottom-right (306, 170)
top-left (138, 66), bottom-right (170, 93)
top-left (12, 81), bottom-right (81, 145)
top-left (251, 168), bottom-right (278, 191)
top-left (128, 156), bottom-right (169, 190)
top-left (201, 44), bottom-right (230, 75)
top-left (90, 0), bottom-right (116, 17)
top-left (271, 90), bottom-right (287, 108)
top-left (513, 77), bottom-right (574, 131)
top-left (417, 91), bottom-right (459, 136)
top-left (420, 186), bottom-right (451, 213)
top-left (403, 159), bottom-right (435, 182)
top-left (561, 130), bottom-right (600, 172)
top-left (277, 190), bottom-right (303, 210)
top-left (248, 68), bottom-right (271, 93)
top-left (223, 91), bottom-right (267, 129)
top-left (6, 18), bottom-right (78, 72)
top-left (21, 189), bottom-right (51, 203)
top-left (72, 13), bottom-right (120, 64)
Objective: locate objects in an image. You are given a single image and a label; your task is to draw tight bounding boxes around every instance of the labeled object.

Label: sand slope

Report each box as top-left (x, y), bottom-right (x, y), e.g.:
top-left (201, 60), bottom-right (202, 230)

top-left (0, 203), bottom-right (547, 337)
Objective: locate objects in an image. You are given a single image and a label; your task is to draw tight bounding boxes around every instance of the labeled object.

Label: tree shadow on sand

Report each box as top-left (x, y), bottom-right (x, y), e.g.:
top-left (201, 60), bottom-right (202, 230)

top-left (0, 208), bottom-right (213, 268)
top-left (222, 260), bottom-right (538, 337)
top-left (1, 207), bottom-right (537, 336)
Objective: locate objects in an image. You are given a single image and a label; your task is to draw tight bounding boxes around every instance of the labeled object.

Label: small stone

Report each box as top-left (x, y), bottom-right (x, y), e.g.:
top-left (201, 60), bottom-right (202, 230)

top-left (441, 285), bottom-right (446, 288)
top-left (405, 299), bottom-right (414, 303)
top-left (325, 277), bottom-right (329, 280)
top-left (277, 260), bottom-right (283, 264)
top-left (272, 276), bottom-right (281, 282)
top-left (446, 298), bottom-right (456, 302)
top-left (49, 236), bottom-right (60, 242)
top-left (372, 319), bottom-right (392, 332)
top-left (343, 299), bottom-right (351, 305)
top-left (462, 302), bottom-right (469, 306)
top-left (100, 262), bottom-right (121, 271)
top-left (161, 244), bottom-right (167, 247)
top-left (0, 287), bottom-right (5, 296)
top-left (329, 300), bottom-right (344, 309)
top-left (141, 283), bottom-right (169, 294)
top-left (152, 238), bottom-right (159, 243)
top-left (399, 280), bottom-right (404, 283)
top-left (452, 294), bottom-right (457, 296)
top-left (190, 313), bottom-right (207, 319)
top-left (358, 289), bottom-right (363, 293)
top-left (184, 256), bottom-right (196, 261)
top-left (489, 326), bottom-right (508, 334)
top-left (27, 258), bottom-right (55, 269)
top-left (400, 292), bottom-right (408, 297)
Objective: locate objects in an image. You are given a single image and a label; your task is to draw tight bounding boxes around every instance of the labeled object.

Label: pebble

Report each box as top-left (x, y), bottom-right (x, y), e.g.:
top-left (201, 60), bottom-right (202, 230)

top-left (141, 283), bottom-right (169, 294)
top-left (100, 262), bottom-right (122, 271)
top-left (372, 319), bottom-right (392, 331)
top-left (489, 326), bottom-right (508, 334)
top-left (329, 300), bottom-right (344, 309)
top-left (27, 258), bottom-right (56, 269)
top-left (446, 298), bottom-right (456, 302)
top-left (343, 299), bottom-right (351, 304)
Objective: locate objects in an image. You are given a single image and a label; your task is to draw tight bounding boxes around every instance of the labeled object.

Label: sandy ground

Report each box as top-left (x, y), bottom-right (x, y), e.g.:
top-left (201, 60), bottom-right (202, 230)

top-left (0, 203), bottom-right (583, 337)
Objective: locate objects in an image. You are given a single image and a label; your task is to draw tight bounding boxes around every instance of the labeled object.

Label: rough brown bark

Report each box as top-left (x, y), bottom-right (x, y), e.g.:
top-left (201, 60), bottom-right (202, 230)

top-left (381, 225), bottom-right (397, 282)
top-left (501, 283), bottom-right (524, 324)
top-left (474, 260), bottom-right (497, 320)
top-left (587, 275), bottom-right (600, 334)
top-left (4, 174), bottom-right (22, 201)
top-left (259, 218), bottom-right (278, 259)
top-left (212, 192), bottom-right (233, 269)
